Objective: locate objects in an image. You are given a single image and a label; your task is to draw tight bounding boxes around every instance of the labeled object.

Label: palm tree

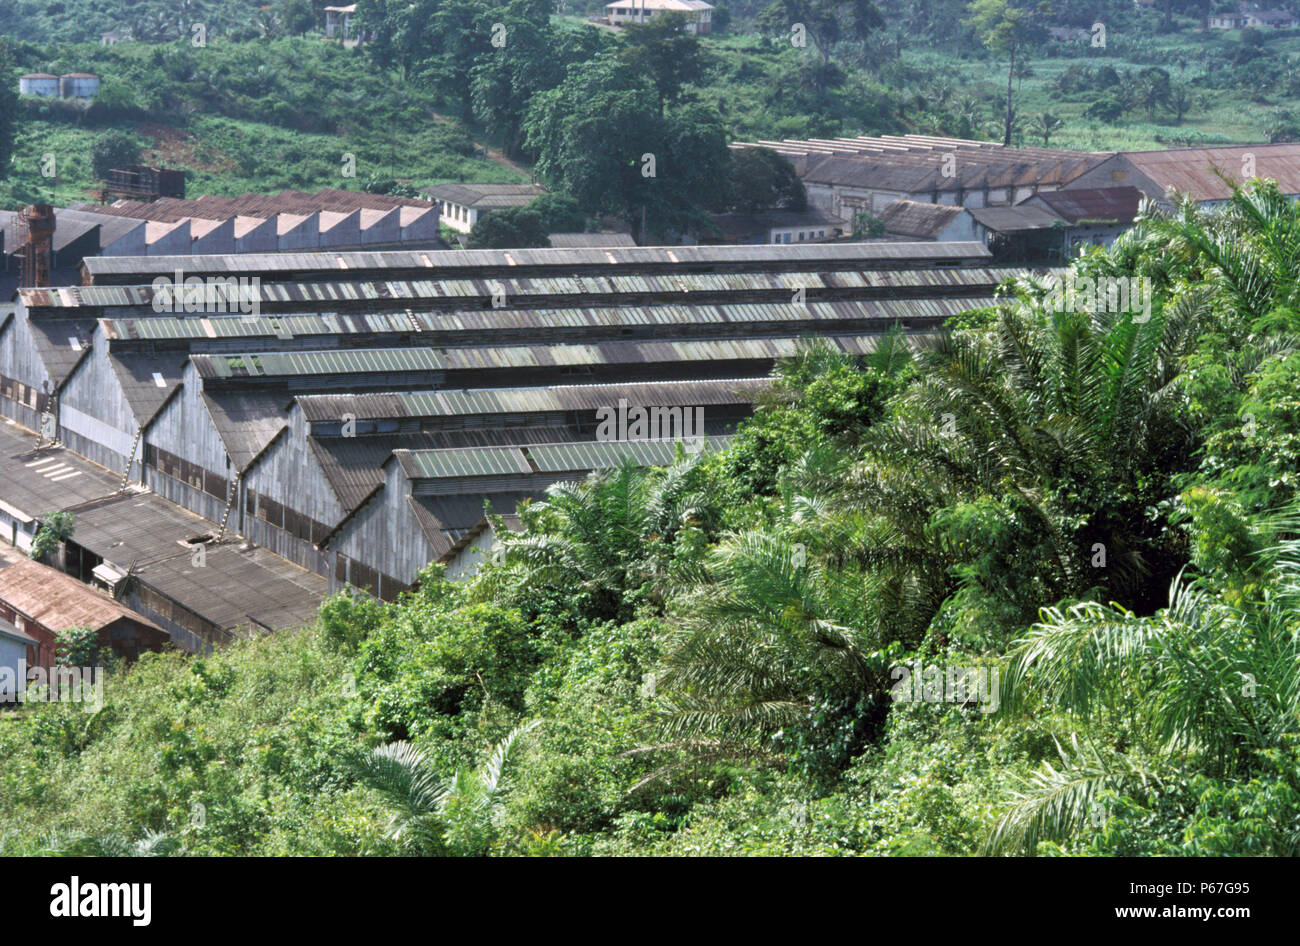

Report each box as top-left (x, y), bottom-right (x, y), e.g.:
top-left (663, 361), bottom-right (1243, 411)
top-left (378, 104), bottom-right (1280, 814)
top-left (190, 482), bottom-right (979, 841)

top-left (987, 534), bottom-right (1300, 854)
top-left (359, 721), bottom-right (539, 856)
top-left (1139, 178), bottom-right (1300, 333)
top-left (648, 495), bottom-right (895, 780)
top-left (854, 281), bottom-right (1207, 617)
top-left (484, 450), bottom-right (719, 619)
top-left (1030, 111), bottom-right (1064, 147)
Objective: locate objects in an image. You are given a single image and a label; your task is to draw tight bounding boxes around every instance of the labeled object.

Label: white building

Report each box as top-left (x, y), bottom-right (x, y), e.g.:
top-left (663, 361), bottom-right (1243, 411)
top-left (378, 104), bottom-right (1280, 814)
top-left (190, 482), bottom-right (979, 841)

top-left (605, 0), bottom-right (714, 34)
top-left (325, 4), bottom-right (359, 39)
top-left (420, 183), bottom-right (546, 235)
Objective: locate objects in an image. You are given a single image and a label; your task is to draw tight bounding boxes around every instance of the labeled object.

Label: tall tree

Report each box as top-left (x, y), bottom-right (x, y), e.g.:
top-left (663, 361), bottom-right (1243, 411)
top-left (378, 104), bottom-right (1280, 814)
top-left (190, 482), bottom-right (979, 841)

top-left (965, 0), bottom-right (1051, 146)
top-left (523, 55), bottom-right (728, 241)
top-left (0, 39), bottom-right (18, 177)
top-left (757, 0), bottom-right (883, 96)
top-left (618, 12), bottom-right (711, 118)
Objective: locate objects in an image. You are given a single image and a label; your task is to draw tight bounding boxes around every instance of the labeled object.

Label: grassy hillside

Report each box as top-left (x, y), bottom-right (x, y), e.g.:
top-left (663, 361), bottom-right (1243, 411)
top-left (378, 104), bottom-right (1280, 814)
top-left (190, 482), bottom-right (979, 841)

top-left (0, 35), bottom-right (528, 209)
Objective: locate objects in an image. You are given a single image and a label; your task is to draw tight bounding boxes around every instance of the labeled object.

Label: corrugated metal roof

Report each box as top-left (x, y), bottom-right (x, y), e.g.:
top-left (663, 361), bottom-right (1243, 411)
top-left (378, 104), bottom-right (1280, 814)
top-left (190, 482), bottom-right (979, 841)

top-left (296, 378), bottom-right (769, 422)
top-left (202, 390), bottom-right (289, 471)
top-left (402, 445), bottom-right (534, 479)
top-left (1031, 186), bottom-right (1142, 224)
top-left (33, 265), bottom-right (1020, 313)
top-left (81, 240), bottom-right (992, 281)
top-left (29, 318), bottom-right (98, 389)
top-left (0, 558), bottom-right (163, 634)
top-left (525, 437), bottom-right (729, 473)
top-left (192, 348), bottom-right (447, 379)
top-left (309, 427), bottom-right (579, 513)
top-left (395, 435), bottom-right (731, 481)
top-left (99, 292), bottom-right (1007, 340)
top-left (108, 352), bottom-right (185, 425)
top-left (1121, 143), bottom-right (1300, 201)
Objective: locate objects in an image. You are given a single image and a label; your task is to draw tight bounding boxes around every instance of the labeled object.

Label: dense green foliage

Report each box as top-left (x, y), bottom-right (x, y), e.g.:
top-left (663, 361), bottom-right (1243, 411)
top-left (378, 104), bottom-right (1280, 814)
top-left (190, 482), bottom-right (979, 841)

top-left (3, 180), bottom-right (1299, 856)
top-left (29, 511), bottom-right (75, 563)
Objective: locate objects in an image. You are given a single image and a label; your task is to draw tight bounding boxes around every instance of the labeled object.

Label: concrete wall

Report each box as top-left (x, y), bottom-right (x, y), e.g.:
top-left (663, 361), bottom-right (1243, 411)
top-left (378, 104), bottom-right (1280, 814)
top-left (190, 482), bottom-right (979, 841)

top-left (360, 208), bottom-right (402, 245)
top-left (191, 218), bottom-right (236, 255)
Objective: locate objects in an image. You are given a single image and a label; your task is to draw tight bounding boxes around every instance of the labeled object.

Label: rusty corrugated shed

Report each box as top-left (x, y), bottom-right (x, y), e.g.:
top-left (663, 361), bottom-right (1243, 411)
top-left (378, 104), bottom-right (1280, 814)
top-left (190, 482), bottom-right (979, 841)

top-left (0, 558), bottom-right (163, 633)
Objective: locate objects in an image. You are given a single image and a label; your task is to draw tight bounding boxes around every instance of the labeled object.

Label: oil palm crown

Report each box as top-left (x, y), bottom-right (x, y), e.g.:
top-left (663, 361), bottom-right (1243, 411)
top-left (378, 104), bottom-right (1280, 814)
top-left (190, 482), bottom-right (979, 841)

top-left (858, 279), bottom-right (1204, 611)
top-left (359, 720), bottom-right (539, 856)
top-left (988, 532), bottom-right (1300, 855)
top-left (489, 450), bottom-right (719, 620)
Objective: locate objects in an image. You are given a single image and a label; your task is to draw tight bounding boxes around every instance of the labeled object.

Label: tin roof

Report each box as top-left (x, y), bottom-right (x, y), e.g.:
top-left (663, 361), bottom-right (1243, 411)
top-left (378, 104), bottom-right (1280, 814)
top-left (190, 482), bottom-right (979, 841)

top-left (192, 348), bottom-right (447, 380)
top-left (1118, 144), bottom-right (1300, 201)
top-left (420, 182), bottom-right (545, 208)
top-left (968, 205), bottom-right (1064, 232)
top-left (878, 200), bottom-right (969, 239)
top-left (202, 390), bottom-right (289, 471)
top-left (296, 378), bottom-right (769, 422)
top-left (1030, 186), bottom-right (1143, 224)
top-left (395, 435), bottom-right (731, 481)
top-left (0, 558), bottom-right (162, 634)
top-left (547, 232), bottom-right (638, 248)
top-left (79, 240), bottom-right (991, 283)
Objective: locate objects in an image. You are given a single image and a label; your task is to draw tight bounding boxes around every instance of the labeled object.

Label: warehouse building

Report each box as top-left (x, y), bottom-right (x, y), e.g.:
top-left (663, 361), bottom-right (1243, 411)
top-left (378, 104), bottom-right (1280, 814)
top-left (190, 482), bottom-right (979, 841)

top-left (1, 240), bottom-right (1010, 634)
top-left (732, 136), bottom-right (1112, 218)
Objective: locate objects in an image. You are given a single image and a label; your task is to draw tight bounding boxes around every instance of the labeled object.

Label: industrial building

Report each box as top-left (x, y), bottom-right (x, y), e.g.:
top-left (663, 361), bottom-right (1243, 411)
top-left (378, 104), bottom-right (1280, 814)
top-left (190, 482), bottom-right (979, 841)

top-left (0, 240), bottom-right (1013, 647)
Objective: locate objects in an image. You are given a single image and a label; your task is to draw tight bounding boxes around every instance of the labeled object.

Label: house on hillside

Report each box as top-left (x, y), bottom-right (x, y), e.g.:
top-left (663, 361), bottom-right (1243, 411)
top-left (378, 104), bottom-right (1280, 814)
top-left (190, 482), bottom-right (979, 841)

top-left (420, 183), bottom-right (546, 234)
top-left (1209, 11), bottom-right (1250, 28)
top-left (604, 0), bottom-right (714, 34)
top-left (325, 4), bottom-right (370, 40)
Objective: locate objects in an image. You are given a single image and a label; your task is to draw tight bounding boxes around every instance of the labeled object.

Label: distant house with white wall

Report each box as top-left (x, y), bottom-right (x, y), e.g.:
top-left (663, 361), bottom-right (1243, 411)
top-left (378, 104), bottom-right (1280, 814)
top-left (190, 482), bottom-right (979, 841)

top-left (1209, 11), bottom-right (1250, 28)
top-left (605, 0), bottom-right (714, 34)
top-left (325, 4), bottom-right (364, 39)
top-left (421, 183), bottom-right (546, 235)
top-left (703, 208), bottom-right (848, 244)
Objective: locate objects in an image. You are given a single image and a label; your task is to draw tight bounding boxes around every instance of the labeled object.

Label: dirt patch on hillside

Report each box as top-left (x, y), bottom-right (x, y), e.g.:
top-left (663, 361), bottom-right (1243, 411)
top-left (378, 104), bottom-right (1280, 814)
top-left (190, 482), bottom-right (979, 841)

top-left (137, 123), bottom-right (238, 173)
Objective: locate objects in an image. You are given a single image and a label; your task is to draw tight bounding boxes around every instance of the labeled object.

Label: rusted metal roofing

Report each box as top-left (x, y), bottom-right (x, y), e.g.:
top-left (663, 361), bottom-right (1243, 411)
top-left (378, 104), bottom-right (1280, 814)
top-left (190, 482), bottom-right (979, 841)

top-left (0, 558), bottom-right (163, 634)
top-left (409, 493), bottom-right (533, 560)
top-left (98, 292), bottom-right (1007, 343)
top-left (1031, 186), bottom-right (1143, 224)
top-left (1119, 144), bottom-right (1300, 201)
top-left (968, 205), bottom-right (1064, 232)
top-left (878, 200), bottom-right (968, 239)
top-left (202, 390), bottom-right (289, 472)
top-left (296, 378), bottom-right (770, 422)
top-left (108, 352), bottom-right (186, 425)
top-left (36, 267), bottom-right (1017, 315)
top-left (74, 187), bottom-right (436, 224)
top-left (28, 318), bottom-right (98, 389)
